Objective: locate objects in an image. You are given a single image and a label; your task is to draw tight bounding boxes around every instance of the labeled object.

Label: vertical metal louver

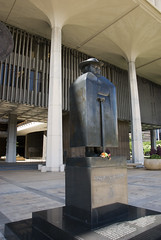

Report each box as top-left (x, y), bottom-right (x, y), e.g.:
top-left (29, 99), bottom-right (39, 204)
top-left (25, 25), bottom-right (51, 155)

top-left (0, 25), bottom-right (50, 107)
top-left (0, 23), bottom-right (160, 126)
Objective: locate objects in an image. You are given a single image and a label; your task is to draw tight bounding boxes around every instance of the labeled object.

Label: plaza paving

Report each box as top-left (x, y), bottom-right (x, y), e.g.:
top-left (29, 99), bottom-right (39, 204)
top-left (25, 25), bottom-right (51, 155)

top-left (0, 168), bottom-right (161, 239)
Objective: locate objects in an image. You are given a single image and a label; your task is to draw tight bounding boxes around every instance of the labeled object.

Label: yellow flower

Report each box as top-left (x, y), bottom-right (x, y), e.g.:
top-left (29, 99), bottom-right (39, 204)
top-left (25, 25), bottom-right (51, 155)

top-left (100, 152), bottom-right (111, 159)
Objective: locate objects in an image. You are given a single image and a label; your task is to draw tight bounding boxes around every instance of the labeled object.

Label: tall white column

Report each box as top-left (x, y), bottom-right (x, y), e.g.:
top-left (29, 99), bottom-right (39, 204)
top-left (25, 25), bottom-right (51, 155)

top-left (128, 61), bottom-right (144, 164)
top-left (155, 0), bottom-right (161, 11)
top-left (42, 131), bottom-right (47, 160)
top-left (46, 26), bottom-right (63, 172)
top-left (157, 129), bottom-right (160, 140)
top-left (6, 114), bottom-right (17, 162)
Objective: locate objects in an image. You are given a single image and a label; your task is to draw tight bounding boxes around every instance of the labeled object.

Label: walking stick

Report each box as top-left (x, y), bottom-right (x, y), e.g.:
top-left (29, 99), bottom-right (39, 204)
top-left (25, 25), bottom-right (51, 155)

top-left (97, 97), bottom-right (106, 152)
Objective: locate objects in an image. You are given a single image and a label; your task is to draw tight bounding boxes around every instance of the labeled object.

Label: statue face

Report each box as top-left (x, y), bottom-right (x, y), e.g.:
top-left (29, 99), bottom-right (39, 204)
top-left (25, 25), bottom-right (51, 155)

top-left (89, 64), bottom-right (101, 75)
top-left (82, 64), bottom-right (101, 75)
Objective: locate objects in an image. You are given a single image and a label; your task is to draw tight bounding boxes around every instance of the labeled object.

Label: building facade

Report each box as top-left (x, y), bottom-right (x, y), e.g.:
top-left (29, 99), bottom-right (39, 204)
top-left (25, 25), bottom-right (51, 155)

top-left (0, 0), bottom-right (161, 170)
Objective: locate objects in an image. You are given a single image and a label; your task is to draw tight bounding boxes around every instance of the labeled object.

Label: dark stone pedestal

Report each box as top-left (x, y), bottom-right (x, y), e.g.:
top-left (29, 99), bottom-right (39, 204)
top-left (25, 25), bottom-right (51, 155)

top-left (65, 156), bottom-right (127, 227)
top-left (5, 203), bottom-right (161, 240)
top-left (4, 157), bottom-right (161, 239)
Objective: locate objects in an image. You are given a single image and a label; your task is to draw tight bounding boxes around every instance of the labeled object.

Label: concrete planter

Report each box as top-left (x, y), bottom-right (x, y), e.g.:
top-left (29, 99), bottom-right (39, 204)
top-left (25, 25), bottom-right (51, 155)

top-left (144, 158), bottom-right (161, 170)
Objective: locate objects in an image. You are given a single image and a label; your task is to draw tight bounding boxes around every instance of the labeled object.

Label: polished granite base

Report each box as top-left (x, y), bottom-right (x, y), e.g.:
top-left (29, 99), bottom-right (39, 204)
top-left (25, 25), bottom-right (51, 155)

top-left (5, 203), bottom-right (161, 240)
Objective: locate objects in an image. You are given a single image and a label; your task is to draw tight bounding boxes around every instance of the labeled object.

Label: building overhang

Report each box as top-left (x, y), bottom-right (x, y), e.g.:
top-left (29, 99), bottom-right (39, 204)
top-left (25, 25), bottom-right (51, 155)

top-left (0, 0), bottom-right (161, 85)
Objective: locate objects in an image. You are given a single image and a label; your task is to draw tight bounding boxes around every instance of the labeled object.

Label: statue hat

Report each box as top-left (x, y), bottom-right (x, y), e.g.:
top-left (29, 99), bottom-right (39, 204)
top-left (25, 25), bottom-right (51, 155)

top-left (79, 58), bottom-right (103, 70)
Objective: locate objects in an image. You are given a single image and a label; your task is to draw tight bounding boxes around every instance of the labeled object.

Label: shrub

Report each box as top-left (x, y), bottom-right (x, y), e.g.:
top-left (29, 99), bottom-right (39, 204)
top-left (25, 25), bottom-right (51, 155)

top-left (150, 148), bottom-right (157, 156)
top-left (150, 154), bottom-right (161, 159)
top-left (157, 145), bottom-right (161, 157)
top-left (150, 145), bottom-right (161, 159)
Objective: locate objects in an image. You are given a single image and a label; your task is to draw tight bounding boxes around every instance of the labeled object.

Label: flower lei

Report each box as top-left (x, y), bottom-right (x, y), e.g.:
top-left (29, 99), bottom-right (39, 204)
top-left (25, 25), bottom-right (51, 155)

top-left (100, 152), bottom-right (111, 160)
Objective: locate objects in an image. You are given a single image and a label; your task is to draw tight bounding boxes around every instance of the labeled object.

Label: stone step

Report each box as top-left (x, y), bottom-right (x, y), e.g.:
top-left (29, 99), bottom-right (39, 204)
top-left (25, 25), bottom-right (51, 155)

top-left (0, 162), bottom-right (42, 171)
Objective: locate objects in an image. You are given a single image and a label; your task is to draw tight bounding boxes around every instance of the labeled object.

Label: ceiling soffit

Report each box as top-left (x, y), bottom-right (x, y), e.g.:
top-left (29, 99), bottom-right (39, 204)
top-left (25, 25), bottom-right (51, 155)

top-left (0, 0), bottom-right (161, 84)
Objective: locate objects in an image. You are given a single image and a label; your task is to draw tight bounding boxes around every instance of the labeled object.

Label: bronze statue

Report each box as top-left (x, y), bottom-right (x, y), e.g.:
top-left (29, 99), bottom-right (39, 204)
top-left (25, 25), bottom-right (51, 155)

top-left (70, 58), bottom-right (118, 156)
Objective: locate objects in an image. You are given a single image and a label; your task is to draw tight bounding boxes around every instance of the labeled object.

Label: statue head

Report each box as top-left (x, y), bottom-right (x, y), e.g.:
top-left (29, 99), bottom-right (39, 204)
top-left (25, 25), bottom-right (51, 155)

top-left (79, 58), bottom-right (103, 75)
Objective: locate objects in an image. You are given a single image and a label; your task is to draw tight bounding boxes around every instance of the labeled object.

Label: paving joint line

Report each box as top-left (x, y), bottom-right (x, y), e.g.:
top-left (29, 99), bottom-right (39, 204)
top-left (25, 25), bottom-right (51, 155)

top-left (128, 183), bottom-right (161, 189)
top-left (0, 176), bottom-right (65, 204)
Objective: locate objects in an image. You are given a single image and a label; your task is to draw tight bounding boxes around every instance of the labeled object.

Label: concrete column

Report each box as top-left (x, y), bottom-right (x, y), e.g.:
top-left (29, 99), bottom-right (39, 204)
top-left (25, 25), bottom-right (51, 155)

top-left (42, 131), bottom-right (47, 160)
top-left (128, 61), bottom-right (144, 164)
top-left (6, 114), bottom-right (17, 162)
top-left (150, 129), bottom-right (156, 149)
top-left (157, 129), bottom-right (160, 140)
top-left (155, 0), bottom-right (161, 11)
top-left (148, 0), bottom-right (161, 11)
top-left (46, 26), bottom-right (63, 171)
top-left (148, 0), bottom-right (155, 5)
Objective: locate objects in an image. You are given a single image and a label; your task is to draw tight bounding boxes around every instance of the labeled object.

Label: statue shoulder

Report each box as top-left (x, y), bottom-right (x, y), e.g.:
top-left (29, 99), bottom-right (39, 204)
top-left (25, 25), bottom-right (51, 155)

top-left (98, 76), bottom-right (115, 88)
top-left (74, 72), bottom-right (97, 84)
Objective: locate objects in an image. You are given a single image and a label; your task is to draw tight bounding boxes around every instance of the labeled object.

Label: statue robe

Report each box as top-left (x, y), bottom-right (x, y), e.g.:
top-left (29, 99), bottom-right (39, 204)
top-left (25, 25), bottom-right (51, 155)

top-left (70, 72), bottom-right (118, 148)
